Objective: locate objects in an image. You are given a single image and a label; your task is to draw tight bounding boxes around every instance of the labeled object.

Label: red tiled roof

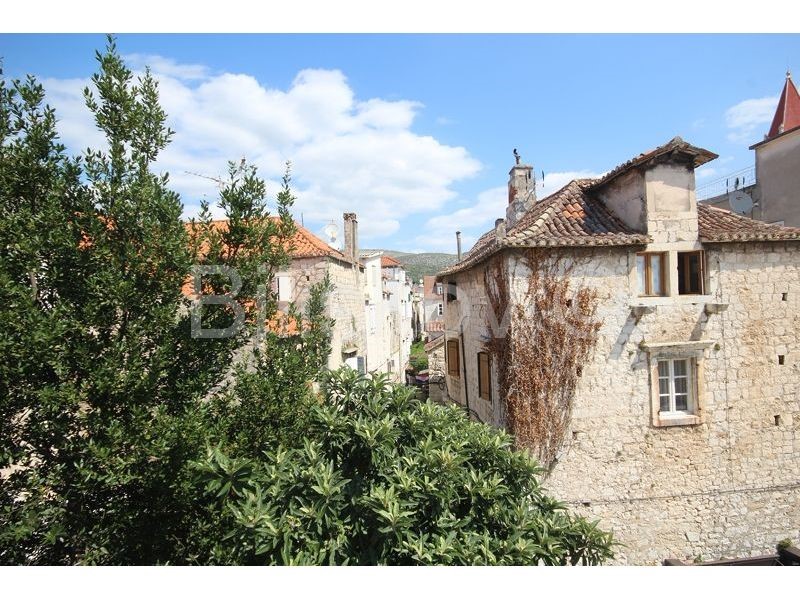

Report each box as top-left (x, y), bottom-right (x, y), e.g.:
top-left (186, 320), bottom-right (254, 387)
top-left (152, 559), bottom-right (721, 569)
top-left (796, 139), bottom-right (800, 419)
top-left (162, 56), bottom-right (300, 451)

top-left (589, 136), bottom-right (717, 190)
top-left (437, 137), bottom-right (800, 279)
top-left (767, 72), bottom-right (800, 140)
top-left (438, 179), bottom-right (650, 277)
top-left (381, 255), bottom-right (403, 268)
top-left (698, 205), bottom-right (800, 243)
top-left (184, 218), bottom-right (355, 264)
top-left (424, 336), bottom-right (445, 352)
top-left (425, 321), bottom-right (445, 332)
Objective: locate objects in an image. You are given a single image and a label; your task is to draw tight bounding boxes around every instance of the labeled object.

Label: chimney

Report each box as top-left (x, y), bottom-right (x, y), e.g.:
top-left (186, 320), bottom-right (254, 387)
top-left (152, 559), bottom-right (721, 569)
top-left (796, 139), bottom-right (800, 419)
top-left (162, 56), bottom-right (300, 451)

top-left (494, 218), bottom-right (506, 241)
top-left (456, 231), bottom-right (462, 261)
top-left (506, 148), bottom-right (535, 227)
top-left (343, 212), bottom-right (358, 262)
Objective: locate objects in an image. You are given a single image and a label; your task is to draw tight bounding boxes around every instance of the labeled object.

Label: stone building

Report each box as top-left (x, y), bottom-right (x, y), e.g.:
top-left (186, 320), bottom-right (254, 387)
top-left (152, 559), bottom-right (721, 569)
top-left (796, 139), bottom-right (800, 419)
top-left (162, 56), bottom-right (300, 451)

top-left (422, 275), bottom-right (445, 340)
top-left (382, 255), bottom-right (414, 381)
top-left (437, 137), bottom-right (800, 564)
top-left (703, 72), bottom-right (800, 227)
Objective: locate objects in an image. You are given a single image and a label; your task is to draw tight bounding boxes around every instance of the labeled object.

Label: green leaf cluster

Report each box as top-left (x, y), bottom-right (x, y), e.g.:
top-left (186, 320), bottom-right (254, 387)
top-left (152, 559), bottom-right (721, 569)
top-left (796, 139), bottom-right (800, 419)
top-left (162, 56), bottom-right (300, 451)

top-left (193, 369), bottom-right (614, 565)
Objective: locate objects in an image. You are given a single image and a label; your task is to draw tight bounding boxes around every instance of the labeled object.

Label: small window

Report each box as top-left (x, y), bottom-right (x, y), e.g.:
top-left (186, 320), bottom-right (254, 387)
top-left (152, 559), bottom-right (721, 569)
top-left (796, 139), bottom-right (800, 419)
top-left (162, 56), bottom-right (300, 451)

top-left (437, 303), bottom-right (443, 316)
top-left (446, 339), bottom-right (460, 377)
top-left (678, 251), bottom-right (705, 295)
top-left (637, 252), bottom-right (666, 296)
top-left (436, 283), bottom-right (443, 295)
top-left (657, 358), bottom-right (694, 415)
top-left (477, 352), bottom-right (491, 402)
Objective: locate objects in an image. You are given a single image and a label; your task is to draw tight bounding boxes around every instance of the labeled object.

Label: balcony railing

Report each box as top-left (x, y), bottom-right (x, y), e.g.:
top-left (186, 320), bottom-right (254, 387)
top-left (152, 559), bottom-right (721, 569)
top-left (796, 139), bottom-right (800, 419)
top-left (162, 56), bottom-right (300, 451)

top-left (696, 166), bottom-right (756, 201)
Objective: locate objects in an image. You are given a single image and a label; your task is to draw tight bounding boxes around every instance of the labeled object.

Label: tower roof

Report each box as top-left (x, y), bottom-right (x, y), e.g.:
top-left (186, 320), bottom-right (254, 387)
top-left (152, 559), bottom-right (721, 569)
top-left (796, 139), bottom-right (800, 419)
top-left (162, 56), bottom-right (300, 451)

top-left (767, 71), bottom-right (800, 140)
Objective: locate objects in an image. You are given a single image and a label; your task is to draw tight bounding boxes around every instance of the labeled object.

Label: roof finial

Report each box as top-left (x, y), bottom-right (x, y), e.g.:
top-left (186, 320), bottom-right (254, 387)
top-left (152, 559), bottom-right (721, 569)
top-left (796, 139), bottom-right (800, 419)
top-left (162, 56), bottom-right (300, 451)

top-left (513, 148), bottom-right (521, 165)
top-left (787, 70), bottom-right (792, 80)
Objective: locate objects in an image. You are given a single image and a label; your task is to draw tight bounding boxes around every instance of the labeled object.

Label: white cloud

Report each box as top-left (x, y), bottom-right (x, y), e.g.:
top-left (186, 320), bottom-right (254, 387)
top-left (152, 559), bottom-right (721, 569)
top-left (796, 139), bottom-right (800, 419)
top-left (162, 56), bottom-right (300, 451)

top-left (38, 56), bottom-right (481, 241)
top-left (415, 170), bottom-right (604, 254)
top-left (725, 95), bottom-right (778, 143)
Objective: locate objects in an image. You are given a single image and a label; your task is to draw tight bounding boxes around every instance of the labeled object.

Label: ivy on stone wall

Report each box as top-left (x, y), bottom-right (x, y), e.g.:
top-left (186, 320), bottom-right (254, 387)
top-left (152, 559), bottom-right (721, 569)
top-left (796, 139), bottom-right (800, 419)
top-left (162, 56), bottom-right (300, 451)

top-left (484, 249), bottom-right (601, 468)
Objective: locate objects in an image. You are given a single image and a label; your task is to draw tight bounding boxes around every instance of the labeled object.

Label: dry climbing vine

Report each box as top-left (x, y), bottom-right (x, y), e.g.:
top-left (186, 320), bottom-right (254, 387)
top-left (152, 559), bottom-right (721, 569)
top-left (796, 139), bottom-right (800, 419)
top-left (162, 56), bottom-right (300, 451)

top-left (484, 249), bottom-right (601, 469)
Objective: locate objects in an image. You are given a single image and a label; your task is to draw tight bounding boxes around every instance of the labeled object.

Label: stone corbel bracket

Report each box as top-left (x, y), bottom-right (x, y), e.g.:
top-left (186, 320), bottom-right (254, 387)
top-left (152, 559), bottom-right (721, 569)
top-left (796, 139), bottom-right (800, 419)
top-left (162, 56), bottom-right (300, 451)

top-left (703, 302), bottom-right (729, 316)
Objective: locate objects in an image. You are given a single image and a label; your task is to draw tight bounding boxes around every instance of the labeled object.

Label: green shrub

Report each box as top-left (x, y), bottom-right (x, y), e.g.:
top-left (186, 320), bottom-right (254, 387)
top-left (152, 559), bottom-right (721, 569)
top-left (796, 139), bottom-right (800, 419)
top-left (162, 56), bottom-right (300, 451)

top-left (194, 368), bottom-right (615, 565)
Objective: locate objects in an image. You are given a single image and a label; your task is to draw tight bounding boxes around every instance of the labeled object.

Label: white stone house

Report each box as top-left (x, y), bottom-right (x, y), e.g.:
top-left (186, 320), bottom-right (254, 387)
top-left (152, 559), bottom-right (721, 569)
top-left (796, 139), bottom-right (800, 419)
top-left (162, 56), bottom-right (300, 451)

top-left (422, 275), bottom-right (445, 341)
top-left (382, 255), bottom-right (414, 381)
top-left (437, 137), bottom-right (800, 564)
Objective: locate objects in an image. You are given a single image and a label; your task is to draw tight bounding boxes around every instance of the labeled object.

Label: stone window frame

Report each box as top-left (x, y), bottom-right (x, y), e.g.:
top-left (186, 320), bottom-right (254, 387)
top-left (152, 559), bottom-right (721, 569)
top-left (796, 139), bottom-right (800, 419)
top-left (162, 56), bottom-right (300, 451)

top-left (642, 340), bottom-right (711, 427)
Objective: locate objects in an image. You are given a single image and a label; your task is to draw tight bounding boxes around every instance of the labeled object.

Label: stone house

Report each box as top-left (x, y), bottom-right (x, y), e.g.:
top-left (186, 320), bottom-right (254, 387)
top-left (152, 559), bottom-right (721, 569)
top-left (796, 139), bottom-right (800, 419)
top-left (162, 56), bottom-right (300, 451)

top-left (422, 275), bottom-right (445, 340)
top-left (275, 213), bottom-right (368, 371)
top-left (437, 137), bottom-right (800, 564)
top-left (703, 72), bottom-right (800, 227)
top-left (187, 214), bottom-right (368, 371)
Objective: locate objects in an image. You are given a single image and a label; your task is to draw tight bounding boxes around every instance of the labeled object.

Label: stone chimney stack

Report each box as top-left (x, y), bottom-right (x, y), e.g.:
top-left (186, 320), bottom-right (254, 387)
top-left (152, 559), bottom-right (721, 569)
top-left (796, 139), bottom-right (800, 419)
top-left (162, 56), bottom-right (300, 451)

top-left (343, 212), bottom-right (358, 262)
top-left (456, 231), bottom-right (462, 261)
top-left (505, 148), bottom-right (536, 227)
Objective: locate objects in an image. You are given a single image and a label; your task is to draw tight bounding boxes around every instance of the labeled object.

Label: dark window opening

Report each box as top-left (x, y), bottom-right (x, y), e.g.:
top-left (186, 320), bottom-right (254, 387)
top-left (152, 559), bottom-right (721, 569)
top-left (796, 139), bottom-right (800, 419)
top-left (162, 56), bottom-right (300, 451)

top-left (778, 355), bottom-right (785, 365)
top-left (678, 251), bottom-right (705, 295)
top-left (477, 352), bottom-right (491, 402)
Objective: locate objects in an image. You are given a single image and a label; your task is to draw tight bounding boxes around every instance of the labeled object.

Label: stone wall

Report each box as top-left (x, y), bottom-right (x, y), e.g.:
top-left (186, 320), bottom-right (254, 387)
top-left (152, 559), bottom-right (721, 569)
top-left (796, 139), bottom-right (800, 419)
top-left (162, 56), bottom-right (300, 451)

top-left (444, 241), bottom-right (800, 564)
top-left (287, 256), bottom-right (366, 370)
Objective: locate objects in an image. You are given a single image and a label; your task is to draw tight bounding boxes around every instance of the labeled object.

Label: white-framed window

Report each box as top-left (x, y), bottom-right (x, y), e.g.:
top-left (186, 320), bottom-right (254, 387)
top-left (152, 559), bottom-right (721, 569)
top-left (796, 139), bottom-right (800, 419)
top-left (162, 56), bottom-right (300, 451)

top-left (646, 347), bottom-right (706, 427)
top-left (657, 358), bottom-right (693, 414)
top-left (436, 283), bottom-right (443, 295)
top-left (437, 303), bottom-right (443, 316)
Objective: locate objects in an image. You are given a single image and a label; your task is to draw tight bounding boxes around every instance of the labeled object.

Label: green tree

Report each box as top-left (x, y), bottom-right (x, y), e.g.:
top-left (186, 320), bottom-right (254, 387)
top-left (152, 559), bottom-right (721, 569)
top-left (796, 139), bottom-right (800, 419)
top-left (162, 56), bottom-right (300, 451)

top-left (194, 369), bottom-right (615, 565)
top-left (0, 37), bottom-right (296, 565)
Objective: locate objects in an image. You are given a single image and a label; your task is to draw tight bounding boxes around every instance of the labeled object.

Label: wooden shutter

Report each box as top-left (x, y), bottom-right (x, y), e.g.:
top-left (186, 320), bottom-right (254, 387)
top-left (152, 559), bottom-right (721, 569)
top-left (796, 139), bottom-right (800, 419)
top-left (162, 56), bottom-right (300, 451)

top-left (478, 352), bottom-right (491, 401)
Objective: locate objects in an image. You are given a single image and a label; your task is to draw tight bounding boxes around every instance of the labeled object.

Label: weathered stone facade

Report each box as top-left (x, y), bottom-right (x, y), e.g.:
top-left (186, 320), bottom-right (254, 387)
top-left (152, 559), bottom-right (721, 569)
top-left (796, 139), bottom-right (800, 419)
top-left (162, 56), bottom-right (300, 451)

top-left (438, 138), bottom-right (800, 564)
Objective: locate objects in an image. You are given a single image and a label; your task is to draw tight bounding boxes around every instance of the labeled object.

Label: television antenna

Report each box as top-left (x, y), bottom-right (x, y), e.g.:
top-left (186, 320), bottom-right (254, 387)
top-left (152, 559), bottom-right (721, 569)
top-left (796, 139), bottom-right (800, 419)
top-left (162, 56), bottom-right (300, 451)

top-left (729, 190), bottom-right (753, 216)
top-left (322, 220), bottom-right (339, 247)
top-left (185, 170), bottom-right (225, 190)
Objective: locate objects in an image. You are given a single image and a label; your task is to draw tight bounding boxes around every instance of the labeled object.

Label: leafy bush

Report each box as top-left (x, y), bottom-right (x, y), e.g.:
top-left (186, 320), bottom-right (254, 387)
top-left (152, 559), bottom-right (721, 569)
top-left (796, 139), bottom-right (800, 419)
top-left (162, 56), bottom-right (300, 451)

top-left (194, 369), bottom-right (614, 565)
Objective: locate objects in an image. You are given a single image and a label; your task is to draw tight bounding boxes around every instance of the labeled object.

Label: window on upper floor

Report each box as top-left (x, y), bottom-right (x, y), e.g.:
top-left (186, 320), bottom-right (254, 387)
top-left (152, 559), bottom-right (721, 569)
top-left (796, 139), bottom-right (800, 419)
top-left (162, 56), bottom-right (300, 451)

top-left (637, 252), bottom-right (666, 296)
top-left (437, 303), bottom-right (443, 316)
top-left (678, 251), bottom-right (705, 295)
top-left (446, 339), bottom-right (460, 377)
top-left (436, 283), bottom-right (443, 295)
top-left (477, 352), bottom-right (491, 402)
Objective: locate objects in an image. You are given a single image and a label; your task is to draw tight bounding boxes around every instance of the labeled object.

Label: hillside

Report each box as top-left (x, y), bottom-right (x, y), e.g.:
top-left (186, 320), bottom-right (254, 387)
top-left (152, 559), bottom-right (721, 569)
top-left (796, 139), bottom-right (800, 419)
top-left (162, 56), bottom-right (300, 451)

top-left (364, 250), bottom-right (458, 283)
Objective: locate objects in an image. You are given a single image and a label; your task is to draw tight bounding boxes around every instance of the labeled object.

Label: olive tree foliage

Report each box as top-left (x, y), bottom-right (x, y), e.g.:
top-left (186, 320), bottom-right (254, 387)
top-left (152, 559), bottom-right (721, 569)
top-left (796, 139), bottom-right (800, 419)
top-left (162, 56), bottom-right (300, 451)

top-left (0, 37), bottom-right (299, 565)
top-left (194, 369), bottom-right (615, 565)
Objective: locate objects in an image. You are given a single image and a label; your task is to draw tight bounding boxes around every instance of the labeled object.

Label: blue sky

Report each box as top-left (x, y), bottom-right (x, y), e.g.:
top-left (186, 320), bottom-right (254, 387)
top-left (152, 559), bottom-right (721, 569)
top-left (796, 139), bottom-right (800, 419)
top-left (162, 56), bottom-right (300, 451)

top-left (2, 34), bottom-right (798, 253)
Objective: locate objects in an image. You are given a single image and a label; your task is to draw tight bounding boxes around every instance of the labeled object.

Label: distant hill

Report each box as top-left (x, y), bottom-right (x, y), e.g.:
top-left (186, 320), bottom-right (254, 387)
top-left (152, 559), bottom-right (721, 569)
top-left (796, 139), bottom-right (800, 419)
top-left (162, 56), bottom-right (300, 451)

top-left (364, 250), bottom-right (458, 283)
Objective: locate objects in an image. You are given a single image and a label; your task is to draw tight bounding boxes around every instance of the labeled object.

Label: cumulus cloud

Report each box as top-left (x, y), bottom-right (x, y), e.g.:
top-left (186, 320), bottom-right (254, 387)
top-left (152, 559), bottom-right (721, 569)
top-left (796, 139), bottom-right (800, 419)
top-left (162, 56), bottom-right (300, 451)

top-left (37, 56), bottom-right (481, 241)
top-left (725, 95), bottom-right (778, 143)
top-left (413, 170), bottom-right (604, 255)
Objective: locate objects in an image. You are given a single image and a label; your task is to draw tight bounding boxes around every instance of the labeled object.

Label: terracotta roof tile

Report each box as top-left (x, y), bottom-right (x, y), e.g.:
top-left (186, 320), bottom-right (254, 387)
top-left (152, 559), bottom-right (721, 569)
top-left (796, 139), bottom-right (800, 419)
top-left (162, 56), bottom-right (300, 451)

top-left (438, 179), bottom-right (649, 278)
top-left (767, 73), bottom-right (800, 140)
top-left (425, 321), bottom-right (445, 332)
top-left (185, 218), bottom-right (355, 264)
top-left (590, 136), bottom-right (717, 190)
top-left (424, 336), bottom-right (445, 352)
top-left (698, 205), bottom-right (800, 242)
top-left (381, 255), bottom-right (403, 268)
